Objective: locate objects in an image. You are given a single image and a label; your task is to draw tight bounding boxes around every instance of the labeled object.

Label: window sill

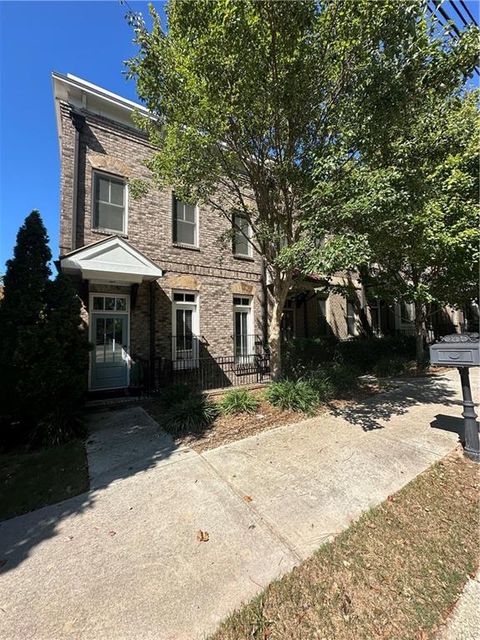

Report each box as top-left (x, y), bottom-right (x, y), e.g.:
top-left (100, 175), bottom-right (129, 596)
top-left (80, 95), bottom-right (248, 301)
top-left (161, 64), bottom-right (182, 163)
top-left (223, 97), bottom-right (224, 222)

top-left (92, 228), bottom-right (128, 239)
top-left (233, 254), bottom-right (255, 262)
top-left (172, 243), bottom-right (200, 252)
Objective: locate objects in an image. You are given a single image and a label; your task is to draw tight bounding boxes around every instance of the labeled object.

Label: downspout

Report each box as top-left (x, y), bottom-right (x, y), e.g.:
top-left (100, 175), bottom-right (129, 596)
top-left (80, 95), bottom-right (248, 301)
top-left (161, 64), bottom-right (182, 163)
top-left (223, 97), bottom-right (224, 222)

top-left (149, 281), bottom-right (156, 390)
top-left (69, 112), bottom-right (85, 252)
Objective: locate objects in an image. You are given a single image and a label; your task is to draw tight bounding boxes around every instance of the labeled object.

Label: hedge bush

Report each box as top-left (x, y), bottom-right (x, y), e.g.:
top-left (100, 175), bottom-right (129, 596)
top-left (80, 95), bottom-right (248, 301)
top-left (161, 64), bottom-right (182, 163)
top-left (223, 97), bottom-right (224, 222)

top-left (265, 379), bottom-right (320, 414)
top-left (373, 356), bottom-right (410, 378)
top-left (161, 393), bottom-right (219, 435)
top-left (219, 389), bottom-right (259, 415)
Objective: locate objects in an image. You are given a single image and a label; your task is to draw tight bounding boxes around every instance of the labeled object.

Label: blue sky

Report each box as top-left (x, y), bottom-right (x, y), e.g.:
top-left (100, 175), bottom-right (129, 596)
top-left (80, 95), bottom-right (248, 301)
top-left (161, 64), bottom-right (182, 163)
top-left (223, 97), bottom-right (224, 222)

top-left (0, 0), bottom-right (478, 271)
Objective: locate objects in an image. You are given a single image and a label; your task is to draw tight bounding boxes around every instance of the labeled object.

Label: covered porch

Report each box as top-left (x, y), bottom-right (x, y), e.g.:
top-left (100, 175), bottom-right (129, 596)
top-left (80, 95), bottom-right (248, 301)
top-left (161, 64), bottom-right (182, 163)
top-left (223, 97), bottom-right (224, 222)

top-left (60, 236), bottom-right (163, 392)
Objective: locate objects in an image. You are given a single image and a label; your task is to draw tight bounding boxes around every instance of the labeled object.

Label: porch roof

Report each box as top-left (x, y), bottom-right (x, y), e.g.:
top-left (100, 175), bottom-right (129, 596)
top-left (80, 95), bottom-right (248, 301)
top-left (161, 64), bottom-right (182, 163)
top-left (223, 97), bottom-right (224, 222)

top-left (60, 236), bottom-right (163, 284)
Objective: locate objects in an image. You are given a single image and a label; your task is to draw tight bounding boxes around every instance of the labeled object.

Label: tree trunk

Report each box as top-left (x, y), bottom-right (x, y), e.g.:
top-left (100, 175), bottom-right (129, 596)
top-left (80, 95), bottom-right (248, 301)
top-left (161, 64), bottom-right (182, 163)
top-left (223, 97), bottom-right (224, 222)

top-left (414, 300), bottom-right (426, 367)
top-left (268, 274), bottom-right (291, 380)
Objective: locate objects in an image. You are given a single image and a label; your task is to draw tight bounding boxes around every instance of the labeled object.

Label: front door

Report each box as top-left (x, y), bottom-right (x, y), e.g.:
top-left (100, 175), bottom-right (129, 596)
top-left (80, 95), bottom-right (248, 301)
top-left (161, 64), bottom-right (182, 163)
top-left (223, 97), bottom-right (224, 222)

top-left (91, 314), bottom-right (129, 390)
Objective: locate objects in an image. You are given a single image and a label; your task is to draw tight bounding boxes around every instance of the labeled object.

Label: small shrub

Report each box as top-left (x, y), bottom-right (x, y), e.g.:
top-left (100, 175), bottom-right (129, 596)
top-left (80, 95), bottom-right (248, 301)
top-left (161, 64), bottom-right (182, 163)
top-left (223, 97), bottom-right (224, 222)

top-left (335, 336), bottom-right (416, 373)
top-left (373, 356), bottom-right (409, 378)
top-left (31, 409), bottom-right (87, 448)
top-left (282, 336), bottom-right (338, 379)
top-left (323, 363), bottom-right (361, 394)
top-left (161, 394), bottom-right (219, 435)
top-left (219, 389), bottom-right (260, 415)
top-left (306, 373), bottom-right (335, 402)
top-left (265, 380), bottom-right (319, 414)
top-left (156, 384), bottom-right (193, 410)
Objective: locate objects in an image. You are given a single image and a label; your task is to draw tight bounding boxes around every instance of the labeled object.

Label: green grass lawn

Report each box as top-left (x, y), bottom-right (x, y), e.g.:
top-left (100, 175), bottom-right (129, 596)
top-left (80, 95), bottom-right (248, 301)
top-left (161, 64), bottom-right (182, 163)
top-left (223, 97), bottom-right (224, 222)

top-left (0, 440), bottom-right (89, 521)
top-left (210, 450), bottom-right (479, 640)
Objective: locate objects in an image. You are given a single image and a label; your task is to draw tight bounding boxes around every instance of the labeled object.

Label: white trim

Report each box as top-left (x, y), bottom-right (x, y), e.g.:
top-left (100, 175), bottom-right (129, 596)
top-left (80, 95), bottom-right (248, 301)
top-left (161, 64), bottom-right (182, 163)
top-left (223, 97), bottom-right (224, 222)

top-left (91, 169), bottom-right (129, 236)
top-left (346, 298), bottom-right (360, 337)
top-left (88, 292), bottom-right (131, 390)
top-left (233, 295), bottom-right (255, 357)
top-left (317, 293), bottom-right (330, 336)
top-left (171, 290), bottom-right (200, 365)
top-left (233, 212), bottom-right (253, 258)
top-left (60, 236), bottom-right (163, 283)
top-left (172, 196), bottom-right (199, 249)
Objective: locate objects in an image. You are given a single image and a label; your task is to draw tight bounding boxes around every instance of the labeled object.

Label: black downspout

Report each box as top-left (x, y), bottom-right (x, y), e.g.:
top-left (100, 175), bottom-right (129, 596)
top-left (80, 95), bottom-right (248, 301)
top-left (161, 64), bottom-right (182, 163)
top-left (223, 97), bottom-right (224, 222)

top-left (149, 281), bottom-right (156, 391)
top-left (70, 112), bottom-right (85, 252)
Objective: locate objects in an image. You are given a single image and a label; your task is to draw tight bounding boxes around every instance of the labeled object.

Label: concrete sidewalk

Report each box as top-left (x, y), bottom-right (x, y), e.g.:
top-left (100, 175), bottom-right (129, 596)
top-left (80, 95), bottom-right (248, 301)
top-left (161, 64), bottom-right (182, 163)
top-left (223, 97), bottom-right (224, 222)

top-left (0, 370), bottom-right (476, 640)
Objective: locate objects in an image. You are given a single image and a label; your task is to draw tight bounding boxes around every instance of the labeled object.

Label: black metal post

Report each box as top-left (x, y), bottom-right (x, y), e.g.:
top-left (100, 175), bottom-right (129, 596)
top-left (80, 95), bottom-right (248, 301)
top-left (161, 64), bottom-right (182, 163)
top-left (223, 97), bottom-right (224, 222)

top-left (458, 367), bottom-right (480, 462)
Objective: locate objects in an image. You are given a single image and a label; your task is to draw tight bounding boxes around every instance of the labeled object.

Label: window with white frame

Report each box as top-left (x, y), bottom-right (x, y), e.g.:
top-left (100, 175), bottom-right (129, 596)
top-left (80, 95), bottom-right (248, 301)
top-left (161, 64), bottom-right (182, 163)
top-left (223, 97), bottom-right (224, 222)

top-left (281, 298), bottom-right (296, 340)
top-left (233, 296), bottom-right (254, 360)
top-left (172, 291), bottom-right (199, 363)
top-left (233, 212), bottom-right (252, 257)
top-left (172, 196), bottom-right (198, 247)
top-left (369, 299), bottom-right (382, 336)
top-left (318, 295), bottom-right (328, 336)
top-left (93, 172), bottom-right (127, 233)
top-left (92, 294), bottom-right (128, 312)
top-left (346, 299), bottom-right (357, 336)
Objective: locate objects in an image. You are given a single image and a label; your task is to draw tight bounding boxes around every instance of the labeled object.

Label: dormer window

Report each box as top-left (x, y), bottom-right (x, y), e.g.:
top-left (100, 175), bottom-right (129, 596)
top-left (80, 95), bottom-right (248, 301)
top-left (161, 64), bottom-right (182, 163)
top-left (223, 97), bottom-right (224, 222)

top-left (173, 196), bottom-right (198, 247)
top-left (93, 172), bottom-right (127, 234)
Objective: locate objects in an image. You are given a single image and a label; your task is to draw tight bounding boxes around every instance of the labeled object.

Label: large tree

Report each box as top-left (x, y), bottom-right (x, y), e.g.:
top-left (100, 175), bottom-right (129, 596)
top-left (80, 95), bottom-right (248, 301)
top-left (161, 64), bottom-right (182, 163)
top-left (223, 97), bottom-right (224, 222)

top-left (0, 212), bottom-right (90, 447)
top-left (126, 0), bottom-right (427, 378)
top-left (304, 15), bottom-right (479, 364)
top-left (0, 211), bottom-right (51, 418)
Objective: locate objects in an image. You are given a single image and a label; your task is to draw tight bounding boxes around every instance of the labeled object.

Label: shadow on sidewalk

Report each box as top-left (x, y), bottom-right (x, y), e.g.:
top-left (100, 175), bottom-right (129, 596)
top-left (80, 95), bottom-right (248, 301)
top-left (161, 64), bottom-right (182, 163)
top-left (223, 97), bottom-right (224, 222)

top-left (0, 405), bottom-right (182, 576)
top-left (328, 375), bottom-right (459, 432)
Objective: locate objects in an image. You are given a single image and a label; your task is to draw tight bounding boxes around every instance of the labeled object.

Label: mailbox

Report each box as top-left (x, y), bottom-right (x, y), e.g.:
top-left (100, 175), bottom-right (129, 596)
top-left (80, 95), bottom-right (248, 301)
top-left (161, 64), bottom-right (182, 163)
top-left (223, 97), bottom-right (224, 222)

top-left (430, 332), bottom-right (480, 367)
top-left (429, 332), bottom-right (479, 462)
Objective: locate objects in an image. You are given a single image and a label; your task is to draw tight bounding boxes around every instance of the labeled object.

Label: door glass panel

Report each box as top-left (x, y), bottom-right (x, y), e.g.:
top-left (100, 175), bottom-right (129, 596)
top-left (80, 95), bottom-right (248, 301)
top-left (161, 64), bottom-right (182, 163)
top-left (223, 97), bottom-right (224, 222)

top-left (93, 297), bottom-right (104, 311)
top-left (95, 317), bottom-right (105, 362)
top-left (235, 311), bottom-right (249, 357)
top-left (116, 297), bottom-right (127, 311)
top-left (105, 297), bottom-right (116, 311)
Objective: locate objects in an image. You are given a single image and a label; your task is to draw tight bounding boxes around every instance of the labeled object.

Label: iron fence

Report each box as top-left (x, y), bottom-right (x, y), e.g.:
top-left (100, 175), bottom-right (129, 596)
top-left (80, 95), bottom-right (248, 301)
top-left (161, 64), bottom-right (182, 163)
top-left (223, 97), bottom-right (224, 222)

top-left (156, 350), bottom-right (270, 391)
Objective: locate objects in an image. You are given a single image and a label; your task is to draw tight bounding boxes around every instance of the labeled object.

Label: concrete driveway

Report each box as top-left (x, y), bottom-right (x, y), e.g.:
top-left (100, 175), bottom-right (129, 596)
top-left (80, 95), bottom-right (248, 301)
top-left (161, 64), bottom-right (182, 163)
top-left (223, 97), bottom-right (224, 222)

top-left (0, 369), bottom-right (475, 639)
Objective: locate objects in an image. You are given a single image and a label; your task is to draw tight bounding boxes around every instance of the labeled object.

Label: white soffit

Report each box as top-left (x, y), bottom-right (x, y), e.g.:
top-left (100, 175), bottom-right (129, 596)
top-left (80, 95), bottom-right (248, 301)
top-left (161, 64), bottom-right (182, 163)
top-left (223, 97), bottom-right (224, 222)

top-left (60, 236), bottom-right (163, 284)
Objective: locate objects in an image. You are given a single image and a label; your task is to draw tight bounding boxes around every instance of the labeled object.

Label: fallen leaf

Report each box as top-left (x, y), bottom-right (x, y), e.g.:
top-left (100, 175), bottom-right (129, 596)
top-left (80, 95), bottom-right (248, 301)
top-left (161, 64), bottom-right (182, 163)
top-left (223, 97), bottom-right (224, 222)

top-left (108, 530), bottom-right (116, 537)
top-left (243, 495), bottom-right (253, 503)
top-left (387, 495), bottom-right (395, 503)
top-left (197, 530), bottom-right (209, 542)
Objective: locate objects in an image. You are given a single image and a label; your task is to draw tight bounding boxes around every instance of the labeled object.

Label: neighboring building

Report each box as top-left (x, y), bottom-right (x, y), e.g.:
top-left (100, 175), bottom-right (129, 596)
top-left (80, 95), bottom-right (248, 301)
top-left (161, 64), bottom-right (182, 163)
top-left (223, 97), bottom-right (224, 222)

top-left (52, 73), bottom-right (469, 392)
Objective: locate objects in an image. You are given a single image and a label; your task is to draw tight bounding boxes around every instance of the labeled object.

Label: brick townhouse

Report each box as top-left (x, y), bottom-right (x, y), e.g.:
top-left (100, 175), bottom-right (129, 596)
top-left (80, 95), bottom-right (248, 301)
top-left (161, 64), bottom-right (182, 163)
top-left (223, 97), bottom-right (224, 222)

top-left (53, 73), bottom-right (469, 392)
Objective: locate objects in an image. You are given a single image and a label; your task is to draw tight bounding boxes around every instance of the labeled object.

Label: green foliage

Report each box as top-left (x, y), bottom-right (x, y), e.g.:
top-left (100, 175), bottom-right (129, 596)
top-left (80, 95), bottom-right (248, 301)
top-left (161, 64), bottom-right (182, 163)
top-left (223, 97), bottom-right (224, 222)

top-left (265, 380), bottom-right (320, 414)
top-left (156, 384), bottom-right (194, 409)
top-left (128, 178), bottom-right (150, 200)
top-left (373, 357), bottom-right (409, 378)
top-left (335, 336), bottom-right (416, 373)
top-left (0, 211), bottom-right (51, 418)
top-left (161, 393), bottom-right (219, 435)
top-left (31, 410), bottom-right (87, 449)
top-left (0, 213), bottom-right (90, 448)
top-left (317, 363), bottom-right (362, 395)
top-left (305, 13), bottom-right (479, 364)
top-left (283, 336), bottom-right (339, 379)
top-left (219, 389), bottom-right (260, 415)
top-left (125, 0), bottom-right (437, 378)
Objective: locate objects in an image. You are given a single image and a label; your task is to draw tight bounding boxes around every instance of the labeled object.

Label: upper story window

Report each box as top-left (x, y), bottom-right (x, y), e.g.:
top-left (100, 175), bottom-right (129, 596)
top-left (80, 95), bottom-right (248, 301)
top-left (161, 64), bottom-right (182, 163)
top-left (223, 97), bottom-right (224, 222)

top-left (233, 212), bottom-right (252, 257)
top-left (93, 172), bottom-right (127, 234)
top-left (346, 299), bottom-right (357, 336)
top-left (173, 196), bottom-right (198, 247)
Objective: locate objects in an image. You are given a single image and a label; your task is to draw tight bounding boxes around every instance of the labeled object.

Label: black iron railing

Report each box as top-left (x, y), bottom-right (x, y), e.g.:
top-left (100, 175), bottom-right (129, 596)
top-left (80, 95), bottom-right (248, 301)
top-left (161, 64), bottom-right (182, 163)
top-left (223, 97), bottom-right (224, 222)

top-left (156, 349), bottom-right (270, 391)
